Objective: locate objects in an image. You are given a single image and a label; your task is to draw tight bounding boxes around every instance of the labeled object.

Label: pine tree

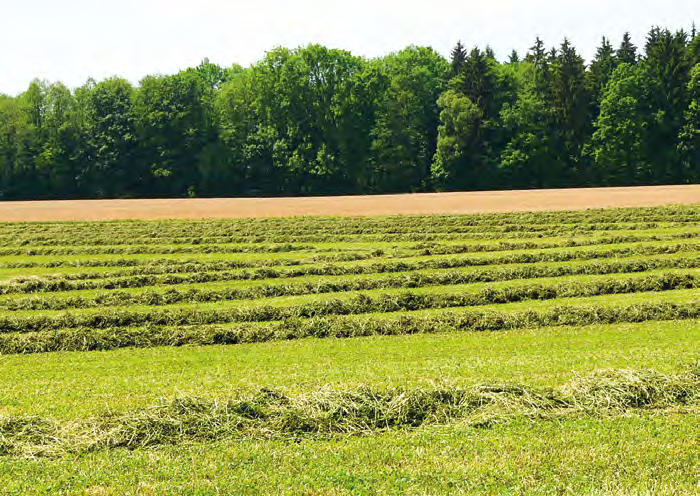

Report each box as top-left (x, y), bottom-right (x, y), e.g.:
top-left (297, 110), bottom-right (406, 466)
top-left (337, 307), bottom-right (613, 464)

top-left (617, 32), bottom-right (638, 65)
top-left (450, 41), bottom-right (468, 76)
top-left (508, 50), bottom-right (520, 64)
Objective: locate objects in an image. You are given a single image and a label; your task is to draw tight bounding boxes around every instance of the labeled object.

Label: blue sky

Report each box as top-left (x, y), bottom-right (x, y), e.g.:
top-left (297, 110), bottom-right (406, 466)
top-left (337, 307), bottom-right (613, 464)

top-left (1, 0), bottom-right (698, 95)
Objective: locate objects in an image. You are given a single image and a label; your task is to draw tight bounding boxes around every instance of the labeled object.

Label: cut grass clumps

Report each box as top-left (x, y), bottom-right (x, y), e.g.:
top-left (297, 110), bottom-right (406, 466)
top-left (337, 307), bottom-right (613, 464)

top-left (0, 273), bottom-right (697, 335)
top-left (2, 264), bottom-right (698, 310)
top-left (2, 299), bottom-right (698, 354)
top-left (1, 367), bottom-right (697, 458)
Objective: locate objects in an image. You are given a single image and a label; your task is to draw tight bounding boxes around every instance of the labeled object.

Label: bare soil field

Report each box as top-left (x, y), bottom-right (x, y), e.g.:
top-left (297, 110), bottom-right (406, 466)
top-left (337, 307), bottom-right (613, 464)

top-left (0, 185), bottom-right (698, 222)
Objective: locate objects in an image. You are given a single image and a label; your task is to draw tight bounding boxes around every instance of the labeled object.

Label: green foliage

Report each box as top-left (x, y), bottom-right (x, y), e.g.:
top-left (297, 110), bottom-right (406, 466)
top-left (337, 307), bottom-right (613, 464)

top-left (82, 78), bottom-right (140, 196)
top-left (0, 29), bottom-right (697, 198)
top-left (499, 66), bottom-right (557, 188)
top-left (550, 39), bottom-right (591, 181)
top-left (431, 90), bottom-right (484, 189)
top-left (678, 63), bottom-right (700, 181)
top-left (134, 71), bottom-right (214, 197)
top-left (587, 37), bottom-right (618, 116)
top-left (591, 63), bottom-right (663, 184)
top-left (617, 32), bottom-right (638, 65)
top-left (369, 46), bottom-right (449, 192)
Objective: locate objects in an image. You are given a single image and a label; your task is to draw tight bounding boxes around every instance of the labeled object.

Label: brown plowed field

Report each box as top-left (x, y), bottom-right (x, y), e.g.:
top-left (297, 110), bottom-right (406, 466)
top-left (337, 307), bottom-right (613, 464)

top-left (1, 185), bottom-right (698, 222)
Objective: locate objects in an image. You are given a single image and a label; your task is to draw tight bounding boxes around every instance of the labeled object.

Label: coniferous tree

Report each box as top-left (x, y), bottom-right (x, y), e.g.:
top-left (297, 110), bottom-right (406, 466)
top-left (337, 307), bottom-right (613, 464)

top-left (688, 30), bottom-right (700, 69)
top-left (550, 39), bottom-right (591, 182)
top-left (448, 46), bottom-right (504, 185)
top-left (485, 46), bottom-right (496, 60)
top-left (588, 37), bottom-right (618, 110)
top-left (644, 28), bottom-right (690, 115)
top-left (454, 47), bottom-right (498, 117)
top-left (644, 27), bottom-right (691, 181)
top-left (525, 37), bottom-right (550, 92)
top-left (617, 32), bottom-right (638, 65)
top-left (678, 64), bottom-right (700, 182)
top-left (450, 41), bottom-right (468, 76)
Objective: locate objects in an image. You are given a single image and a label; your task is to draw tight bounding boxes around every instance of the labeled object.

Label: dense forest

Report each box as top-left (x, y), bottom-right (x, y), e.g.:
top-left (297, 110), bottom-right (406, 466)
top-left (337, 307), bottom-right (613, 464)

top-left (1, 26), bottom-right (699, 200)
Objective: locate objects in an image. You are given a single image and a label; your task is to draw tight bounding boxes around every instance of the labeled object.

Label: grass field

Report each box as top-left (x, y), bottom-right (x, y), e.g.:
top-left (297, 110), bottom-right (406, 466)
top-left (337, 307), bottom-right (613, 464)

top-left (0, 204), bottom-right (699, 494)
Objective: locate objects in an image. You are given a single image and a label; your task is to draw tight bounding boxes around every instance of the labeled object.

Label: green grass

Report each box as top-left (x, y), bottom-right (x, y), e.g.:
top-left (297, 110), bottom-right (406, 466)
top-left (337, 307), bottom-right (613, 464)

top-left (2, 413), bottom-right (698, 494)
top-left (1, 319), bottom-right (697, 419)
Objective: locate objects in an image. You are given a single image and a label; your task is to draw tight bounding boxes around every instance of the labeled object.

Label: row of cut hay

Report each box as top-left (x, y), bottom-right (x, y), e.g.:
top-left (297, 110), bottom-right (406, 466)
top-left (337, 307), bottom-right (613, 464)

top-left (1, 235), bottom-right (696, 273)
top-left (3, 247), bottom-right (698, 295)
top-left (9, 243), bottom-right (697, 284)
top-left (1, 367), bottom-right (698, 456)
top-left (0, 231), bottom-right (696, 257)
top-left (0, 236), bottom-right (666, 276)
top-left (2, 299), bottom-right (698, 353)
top-left (0, 251), bottom-right (374, 270)
top-left (0, 230), bottom-right (677, 247)
top-left (2, 267), bottom-right (697, 312)
top-left (412, 233), bottom-right (699, 256)
top-left (2, 222), bottom-right (695, 246)
top-left (0, 243), bottom-right (322, 258)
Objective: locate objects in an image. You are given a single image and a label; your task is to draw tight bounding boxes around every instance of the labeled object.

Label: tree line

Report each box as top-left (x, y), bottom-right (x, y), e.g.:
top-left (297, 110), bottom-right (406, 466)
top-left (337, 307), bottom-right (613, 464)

top-left (1, 26), bottom-right (699, 200)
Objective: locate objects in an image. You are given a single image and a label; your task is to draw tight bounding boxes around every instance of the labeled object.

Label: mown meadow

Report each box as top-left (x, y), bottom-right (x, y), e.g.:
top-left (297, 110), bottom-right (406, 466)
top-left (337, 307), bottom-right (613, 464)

top-left (0, 205), bottom-right (699, 494)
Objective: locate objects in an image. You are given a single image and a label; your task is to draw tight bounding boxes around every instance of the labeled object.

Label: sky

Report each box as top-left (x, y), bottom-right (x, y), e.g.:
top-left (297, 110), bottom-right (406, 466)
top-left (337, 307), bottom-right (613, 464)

top-left (1, 0), bottom-right (699, 95)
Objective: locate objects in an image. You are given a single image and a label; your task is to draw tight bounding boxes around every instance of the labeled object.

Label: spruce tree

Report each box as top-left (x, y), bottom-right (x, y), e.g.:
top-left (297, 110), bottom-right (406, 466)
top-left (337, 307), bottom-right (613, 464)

top-left (454, 47), bottom-right (498, 118)
top-left (678, 64), bottom-right (700, 182)
top-left (450, 41), bottom-right (468, 76)
top-left (550, 39), bottom-right (591, 181)
top-left (525, 37), bottom-right (551, 94)
top-left (526, 38), bottom-right (547, 67)
top-left (688, 30), bottom-right (700, 68)
top-left (643, 28), bottom-right (691, 181)
top-left (617, 32), bottom-right (638, 65)
top-left (587, 37), bottom-right (618, 117)
top-left (644, 29), bottom-right (690, 127)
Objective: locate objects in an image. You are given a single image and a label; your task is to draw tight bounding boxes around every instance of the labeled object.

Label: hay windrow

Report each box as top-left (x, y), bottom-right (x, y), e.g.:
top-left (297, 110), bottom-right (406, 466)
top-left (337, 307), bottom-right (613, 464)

top-left (0, 367), bottom-right (697, 458)
top-left (1, 269), bottom-right (696, 314)
top-left (1, 300), bottom-right (698, 355)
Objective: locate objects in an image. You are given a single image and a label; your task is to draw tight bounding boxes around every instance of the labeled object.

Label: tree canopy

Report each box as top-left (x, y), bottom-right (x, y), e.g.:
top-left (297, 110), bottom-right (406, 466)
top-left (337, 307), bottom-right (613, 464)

top-left (0, 28), bottom-right (698, 200)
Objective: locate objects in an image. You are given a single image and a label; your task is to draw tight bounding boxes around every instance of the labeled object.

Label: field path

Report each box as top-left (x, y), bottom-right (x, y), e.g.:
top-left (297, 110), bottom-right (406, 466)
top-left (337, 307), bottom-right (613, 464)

top-left (1, 185), bottom-right (699, 221)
